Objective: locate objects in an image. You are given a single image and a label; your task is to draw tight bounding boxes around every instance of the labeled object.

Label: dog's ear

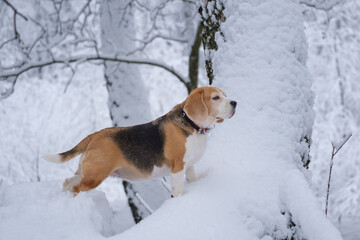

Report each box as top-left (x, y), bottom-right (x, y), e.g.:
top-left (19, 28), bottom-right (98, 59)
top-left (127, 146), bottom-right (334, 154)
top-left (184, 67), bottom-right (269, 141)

top-left (184, 89), bottom-right (208, 124)
top-left (216, 119), bottom-right (224, 123)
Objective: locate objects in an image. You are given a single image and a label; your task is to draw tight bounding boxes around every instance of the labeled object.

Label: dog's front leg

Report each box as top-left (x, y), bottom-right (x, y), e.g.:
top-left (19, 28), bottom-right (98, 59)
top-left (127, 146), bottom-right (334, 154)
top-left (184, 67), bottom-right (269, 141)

top-left (170, 169), bottom-right (185, 197)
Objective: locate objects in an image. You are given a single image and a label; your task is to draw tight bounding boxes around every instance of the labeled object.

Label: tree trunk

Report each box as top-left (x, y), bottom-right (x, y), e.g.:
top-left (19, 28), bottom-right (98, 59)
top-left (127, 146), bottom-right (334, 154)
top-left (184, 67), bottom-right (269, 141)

top-left (100, 0), bottom-right (153, 223)
top-left (188, 23), bottom-right (203, 92)
top-left (100, 0), bottom-right (170, 223)
top-left (198, 0), bottom-right (226, 85)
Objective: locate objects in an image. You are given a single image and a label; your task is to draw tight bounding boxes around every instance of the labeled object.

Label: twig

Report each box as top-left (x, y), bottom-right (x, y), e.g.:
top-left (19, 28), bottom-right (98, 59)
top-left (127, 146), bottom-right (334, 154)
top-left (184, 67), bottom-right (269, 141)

top-left (331, 133), bottom-right (352, 156)
top-left (3, 0), bottom-right (28, 38)
top-left (63, 63), bottom-right (76, 93)
top-left (325, 133), bottom-right (352, 216)
top-left (0, 76), bottom-right (18, 100)
top-left (126, 34), bottom-right (188, 56)
top-left (36, 148), bottom-right (40, 182)
top-left (299, 0), bottom-right (339, 12)
top-left (161, 177), bottom-right (171, 193)
top-left (135, 192), bottom-right (154, 214)
top-left (0, 37), bottom-right (17, 50)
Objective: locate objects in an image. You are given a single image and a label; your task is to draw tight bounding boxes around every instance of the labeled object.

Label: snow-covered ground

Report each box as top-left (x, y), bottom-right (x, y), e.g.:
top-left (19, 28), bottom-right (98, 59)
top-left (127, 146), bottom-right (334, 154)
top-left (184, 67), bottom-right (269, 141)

top-left (0, 181), bottom-right (133, 240)
top-left (0, 0), bottom-right (357, 239)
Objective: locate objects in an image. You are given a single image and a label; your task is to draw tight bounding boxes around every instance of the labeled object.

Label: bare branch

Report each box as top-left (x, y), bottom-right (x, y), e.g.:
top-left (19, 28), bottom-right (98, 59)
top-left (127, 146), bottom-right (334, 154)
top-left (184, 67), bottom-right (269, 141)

top-left (332, 133), bottom-right (352, 156)
top-left (300, 0), bottom-right (339, 12)
top-left (135, 192), bottom-right (154, 214)
top-left (0, 54), bottom-right (191, 97)
top-left (161, 177), bottom-right (171, 193)
top-left (3, 0), bottom-right (28, 39)
top-left (134, 34), bottom-right (188, 45)
top-left (0, 37), bottom-right (17, 50)
top-left (0, 76), bottom-right (18, 100)
top-left (27, 30), bottom-right (47, 57)
top-left (68, 0), bottom-right (92, 31)
top-left (325, 133), bottom-right (352, 216)
top-left (3, 0), bottom-right (28, 20)
top-left (52, 0), bottom-right (63, 35)
top-left (63, 63), bottom-right (76, 93)
top-left (126, 34), bottom-right (188, 56)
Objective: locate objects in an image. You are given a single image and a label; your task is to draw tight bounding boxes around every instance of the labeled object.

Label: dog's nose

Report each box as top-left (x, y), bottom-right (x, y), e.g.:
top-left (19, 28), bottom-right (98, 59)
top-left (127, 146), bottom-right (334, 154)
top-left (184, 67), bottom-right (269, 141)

top-left (230, 101), bottom-right (237, 108)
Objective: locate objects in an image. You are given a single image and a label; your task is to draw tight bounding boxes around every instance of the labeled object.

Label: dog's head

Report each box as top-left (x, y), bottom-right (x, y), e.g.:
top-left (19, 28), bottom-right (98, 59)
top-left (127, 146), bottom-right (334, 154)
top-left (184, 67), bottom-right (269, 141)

top-left (184, 86), bottom-right (236, 128)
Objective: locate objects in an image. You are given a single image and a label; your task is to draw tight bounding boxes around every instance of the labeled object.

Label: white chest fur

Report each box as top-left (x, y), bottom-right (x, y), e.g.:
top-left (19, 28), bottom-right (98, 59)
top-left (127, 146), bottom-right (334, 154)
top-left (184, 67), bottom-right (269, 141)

top-left (150, 132), bottom-right (207, 178)
top-left (183, 133), bottom-right (208, 167)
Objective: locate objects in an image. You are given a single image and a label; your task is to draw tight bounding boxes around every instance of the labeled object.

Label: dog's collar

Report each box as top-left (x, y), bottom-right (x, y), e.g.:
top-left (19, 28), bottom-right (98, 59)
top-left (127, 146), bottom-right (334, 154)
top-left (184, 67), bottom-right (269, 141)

top-left (181, 110), bottom-right (211, 134)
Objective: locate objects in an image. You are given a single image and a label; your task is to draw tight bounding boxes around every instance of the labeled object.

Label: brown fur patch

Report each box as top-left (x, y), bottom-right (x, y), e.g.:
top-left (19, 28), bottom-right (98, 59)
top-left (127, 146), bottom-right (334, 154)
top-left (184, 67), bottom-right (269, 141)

top-left (184, 88), bottom-right (208, 124)
top-left (71, 133), bottom-right (149, 194)
top-left (163, 121), bottom-right (187, 173)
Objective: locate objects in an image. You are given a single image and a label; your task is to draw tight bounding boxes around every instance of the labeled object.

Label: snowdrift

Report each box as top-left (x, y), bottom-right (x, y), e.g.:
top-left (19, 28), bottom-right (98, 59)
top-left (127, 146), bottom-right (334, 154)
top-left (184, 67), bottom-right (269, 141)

top-left (0, 181), bottom-right (133, 240)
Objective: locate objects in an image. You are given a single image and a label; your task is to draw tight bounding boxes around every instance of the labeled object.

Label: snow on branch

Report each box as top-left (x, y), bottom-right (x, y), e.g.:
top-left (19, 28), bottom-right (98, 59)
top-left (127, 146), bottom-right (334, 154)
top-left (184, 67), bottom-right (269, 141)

top-left (325, 132), bottom-right (352, 216)
top-left (331, 132), bottom-right (352, 156)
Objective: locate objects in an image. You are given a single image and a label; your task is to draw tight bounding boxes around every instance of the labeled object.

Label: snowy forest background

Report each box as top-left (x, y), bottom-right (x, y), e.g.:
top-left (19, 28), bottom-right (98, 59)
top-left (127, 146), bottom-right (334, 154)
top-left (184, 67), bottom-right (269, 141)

top-left (0, 0), bottom-right (359, 240)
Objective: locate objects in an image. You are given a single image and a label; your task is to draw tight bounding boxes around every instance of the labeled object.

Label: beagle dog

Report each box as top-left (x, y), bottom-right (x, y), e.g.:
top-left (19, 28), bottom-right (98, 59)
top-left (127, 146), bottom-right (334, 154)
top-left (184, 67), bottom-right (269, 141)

top-left (44, 86), bottom-right (236, 197)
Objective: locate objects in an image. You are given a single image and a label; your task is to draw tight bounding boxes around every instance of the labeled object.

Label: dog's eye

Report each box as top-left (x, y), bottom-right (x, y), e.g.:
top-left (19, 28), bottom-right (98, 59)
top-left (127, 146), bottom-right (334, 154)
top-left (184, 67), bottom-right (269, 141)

top-left (212, 96), bottom-right (220, 100)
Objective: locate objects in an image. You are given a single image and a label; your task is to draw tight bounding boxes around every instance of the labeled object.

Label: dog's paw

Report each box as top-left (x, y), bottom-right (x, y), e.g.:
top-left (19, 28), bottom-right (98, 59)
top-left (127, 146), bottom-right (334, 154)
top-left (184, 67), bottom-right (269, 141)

top-left (170, 189), bottom-right (183, 198)
top-left (186, 175), bottom-right (198, 183)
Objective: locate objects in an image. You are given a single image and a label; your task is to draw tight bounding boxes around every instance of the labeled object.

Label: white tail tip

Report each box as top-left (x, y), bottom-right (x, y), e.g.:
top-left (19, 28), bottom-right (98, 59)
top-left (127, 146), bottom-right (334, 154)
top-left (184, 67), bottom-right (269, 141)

top-left (43, 154), bottom-right (62, 163)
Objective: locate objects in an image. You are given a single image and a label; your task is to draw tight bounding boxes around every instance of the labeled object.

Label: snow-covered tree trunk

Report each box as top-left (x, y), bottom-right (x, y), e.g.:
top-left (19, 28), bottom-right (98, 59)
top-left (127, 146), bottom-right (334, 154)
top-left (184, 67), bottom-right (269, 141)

top-left (100, 1), bottom-right (150, 127)
top-left (210, 0), bottom-right (341, 239)
top-left (100, 0), bottom-right (168, 223)
top-left (198, 0), bottom-right (225, 85)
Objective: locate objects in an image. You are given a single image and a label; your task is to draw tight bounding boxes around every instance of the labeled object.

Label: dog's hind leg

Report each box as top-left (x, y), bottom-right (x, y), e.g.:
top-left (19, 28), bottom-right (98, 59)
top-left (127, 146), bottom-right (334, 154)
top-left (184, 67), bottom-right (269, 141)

top-left (70, 150), bottom-right (116, 195)
top-left (63, 161), bottom-right (83, 193)
top-left (63, 173), bottom-right (82, 192)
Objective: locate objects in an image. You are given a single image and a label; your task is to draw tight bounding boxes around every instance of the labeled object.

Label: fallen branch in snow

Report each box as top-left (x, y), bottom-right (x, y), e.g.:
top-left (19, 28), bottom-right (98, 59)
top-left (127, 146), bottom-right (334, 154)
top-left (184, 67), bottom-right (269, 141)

top-left (132, 178), bottom-right (171, 216)
top-left (161, 177), bottom-right (171, 193)
top-left (325, 132), bottom-right (352, 216)
top-left (135, 192), bottom-right (154, 215)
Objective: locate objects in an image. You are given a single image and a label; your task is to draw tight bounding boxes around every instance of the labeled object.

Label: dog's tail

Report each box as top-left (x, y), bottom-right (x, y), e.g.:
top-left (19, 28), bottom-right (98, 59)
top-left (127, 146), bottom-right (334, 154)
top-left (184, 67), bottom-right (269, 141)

top-left (43, 133), bottom-right (96, 163)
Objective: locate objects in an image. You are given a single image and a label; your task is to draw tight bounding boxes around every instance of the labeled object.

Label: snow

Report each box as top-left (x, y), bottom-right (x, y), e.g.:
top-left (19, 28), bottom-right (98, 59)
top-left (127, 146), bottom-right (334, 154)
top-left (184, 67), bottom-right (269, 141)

top-left (0, 0), bottom-right (351, 239)
top-left (304, 1), bottom-right (360, 238)
top-left (0, 62), bottom-right (111, 184)
top-left (0, 181), bottom-right (132, 240)
top-left (331, 132), bottom-right (352, 154)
